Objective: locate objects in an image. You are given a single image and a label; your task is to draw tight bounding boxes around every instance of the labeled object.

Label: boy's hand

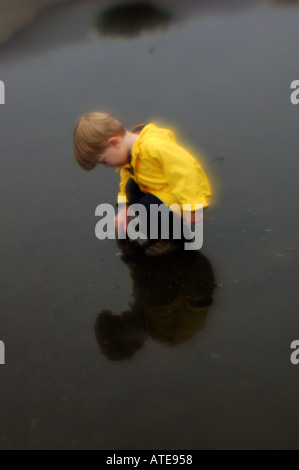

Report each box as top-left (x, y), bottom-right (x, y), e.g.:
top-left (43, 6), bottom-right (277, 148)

top-left (115, 206), bottom-right (129, 236)
top-left (184, 210), bottom-right (203, 226)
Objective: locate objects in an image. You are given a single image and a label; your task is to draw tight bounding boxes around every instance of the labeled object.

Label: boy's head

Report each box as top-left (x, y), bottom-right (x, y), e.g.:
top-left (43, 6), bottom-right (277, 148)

top-left (73, 112), bottom-right (126, 170)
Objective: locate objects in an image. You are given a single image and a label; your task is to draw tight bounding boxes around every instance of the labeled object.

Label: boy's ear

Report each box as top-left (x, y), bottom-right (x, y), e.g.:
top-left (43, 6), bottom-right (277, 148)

top-left (108, 136), bottom-right (121, 147)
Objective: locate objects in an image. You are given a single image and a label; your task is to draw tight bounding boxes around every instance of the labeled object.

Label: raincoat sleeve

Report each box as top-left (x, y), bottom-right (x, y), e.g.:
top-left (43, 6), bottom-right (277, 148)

top-left (116, 167), bottom-right (131, 205)
top-left (154, 140), bottom-right (211, 211)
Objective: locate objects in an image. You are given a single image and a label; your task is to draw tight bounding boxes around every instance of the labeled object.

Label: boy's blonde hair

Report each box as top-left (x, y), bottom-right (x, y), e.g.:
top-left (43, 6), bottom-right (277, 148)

top-left (73, 112), bottom-right (126, 170)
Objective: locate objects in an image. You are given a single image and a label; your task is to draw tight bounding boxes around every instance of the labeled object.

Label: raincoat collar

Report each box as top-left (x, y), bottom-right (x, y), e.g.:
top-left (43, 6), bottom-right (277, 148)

top-left (115, 123), bottom-right (154, 175)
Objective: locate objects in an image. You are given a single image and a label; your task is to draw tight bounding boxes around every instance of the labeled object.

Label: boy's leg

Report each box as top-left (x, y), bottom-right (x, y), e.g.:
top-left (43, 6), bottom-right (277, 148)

top-left (137, 194), bottom-right (181, 241)
top-left (125, 179), bottom-right (147, 205)
top-left (136, 193), bottom-right (186, 256)
top-left (124, 179), bottom-right (184, 255)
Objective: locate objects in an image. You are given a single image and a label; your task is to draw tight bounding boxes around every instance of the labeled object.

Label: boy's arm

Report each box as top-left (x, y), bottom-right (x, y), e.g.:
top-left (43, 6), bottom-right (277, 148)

top-left (155, 140), bottom-right (211, 211)
top-left (115, 204), bottom-right (129, 235)
top-left (115, 167), bottom-right (130, 235)
top-left (116, 167), bottom-right (131, 205)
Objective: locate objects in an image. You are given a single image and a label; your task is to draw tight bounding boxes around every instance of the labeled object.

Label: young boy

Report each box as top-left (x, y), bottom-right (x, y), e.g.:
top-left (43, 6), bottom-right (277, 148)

top-left (73, 112), bottom-right (212, 255)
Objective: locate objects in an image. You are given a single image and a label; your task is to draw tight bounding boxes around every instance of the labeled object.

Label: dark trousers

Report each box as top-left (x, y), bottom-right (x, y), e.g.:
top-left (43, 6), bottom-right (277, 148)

top-left (125, 179), bottom-right (186, 243)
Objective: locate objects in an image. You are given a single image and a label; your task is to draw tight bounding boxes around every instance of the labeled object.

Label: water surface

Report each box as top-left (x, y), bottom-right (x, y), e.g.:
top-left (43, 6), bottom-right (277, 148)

top-left (0, 0), bottom-right (299, 450)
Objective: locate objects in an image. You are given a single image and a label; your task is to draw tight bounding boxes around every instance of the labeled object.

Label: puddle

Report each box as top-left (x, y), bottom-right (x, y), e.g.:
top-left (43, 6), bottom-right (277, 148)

top-left (0, 0), bottom-right (298, 450)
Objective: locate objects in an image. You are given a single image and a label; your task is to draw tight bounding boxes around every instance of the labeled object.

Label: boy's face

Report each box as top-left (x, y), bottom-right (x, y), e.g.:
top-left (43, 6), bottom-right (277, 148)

top-left (97, 136), bottom-right (130, 168)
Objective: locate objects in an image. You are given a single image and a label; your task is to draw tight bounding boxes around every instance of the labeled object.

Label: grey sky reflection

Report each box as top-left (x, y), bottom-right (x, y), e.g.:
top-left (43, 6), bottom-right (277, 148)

top-left (2, 0), bottom-right (298, 51)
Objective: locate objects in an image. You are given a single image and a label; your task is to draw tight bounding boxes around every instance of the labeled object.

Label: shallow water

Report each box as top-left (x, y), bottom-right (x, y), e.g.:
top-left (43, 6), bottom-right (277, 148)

top-left (0, 0), bottom-right (299, 450)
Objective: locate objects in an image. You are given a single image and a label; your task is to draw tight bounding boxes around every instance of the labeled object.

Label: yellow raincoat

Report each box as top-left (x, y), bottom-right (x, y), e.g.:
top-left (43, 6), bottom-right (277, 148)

top-left (117, 123), bottom-right (211, 212)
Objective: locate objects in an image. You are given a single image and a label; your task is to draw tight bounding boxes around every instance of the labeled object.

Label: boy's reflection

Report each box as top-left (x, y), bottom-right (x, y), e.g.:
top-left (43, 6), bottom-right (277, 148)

top-left (95, 241), bottom-right (215, 361)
